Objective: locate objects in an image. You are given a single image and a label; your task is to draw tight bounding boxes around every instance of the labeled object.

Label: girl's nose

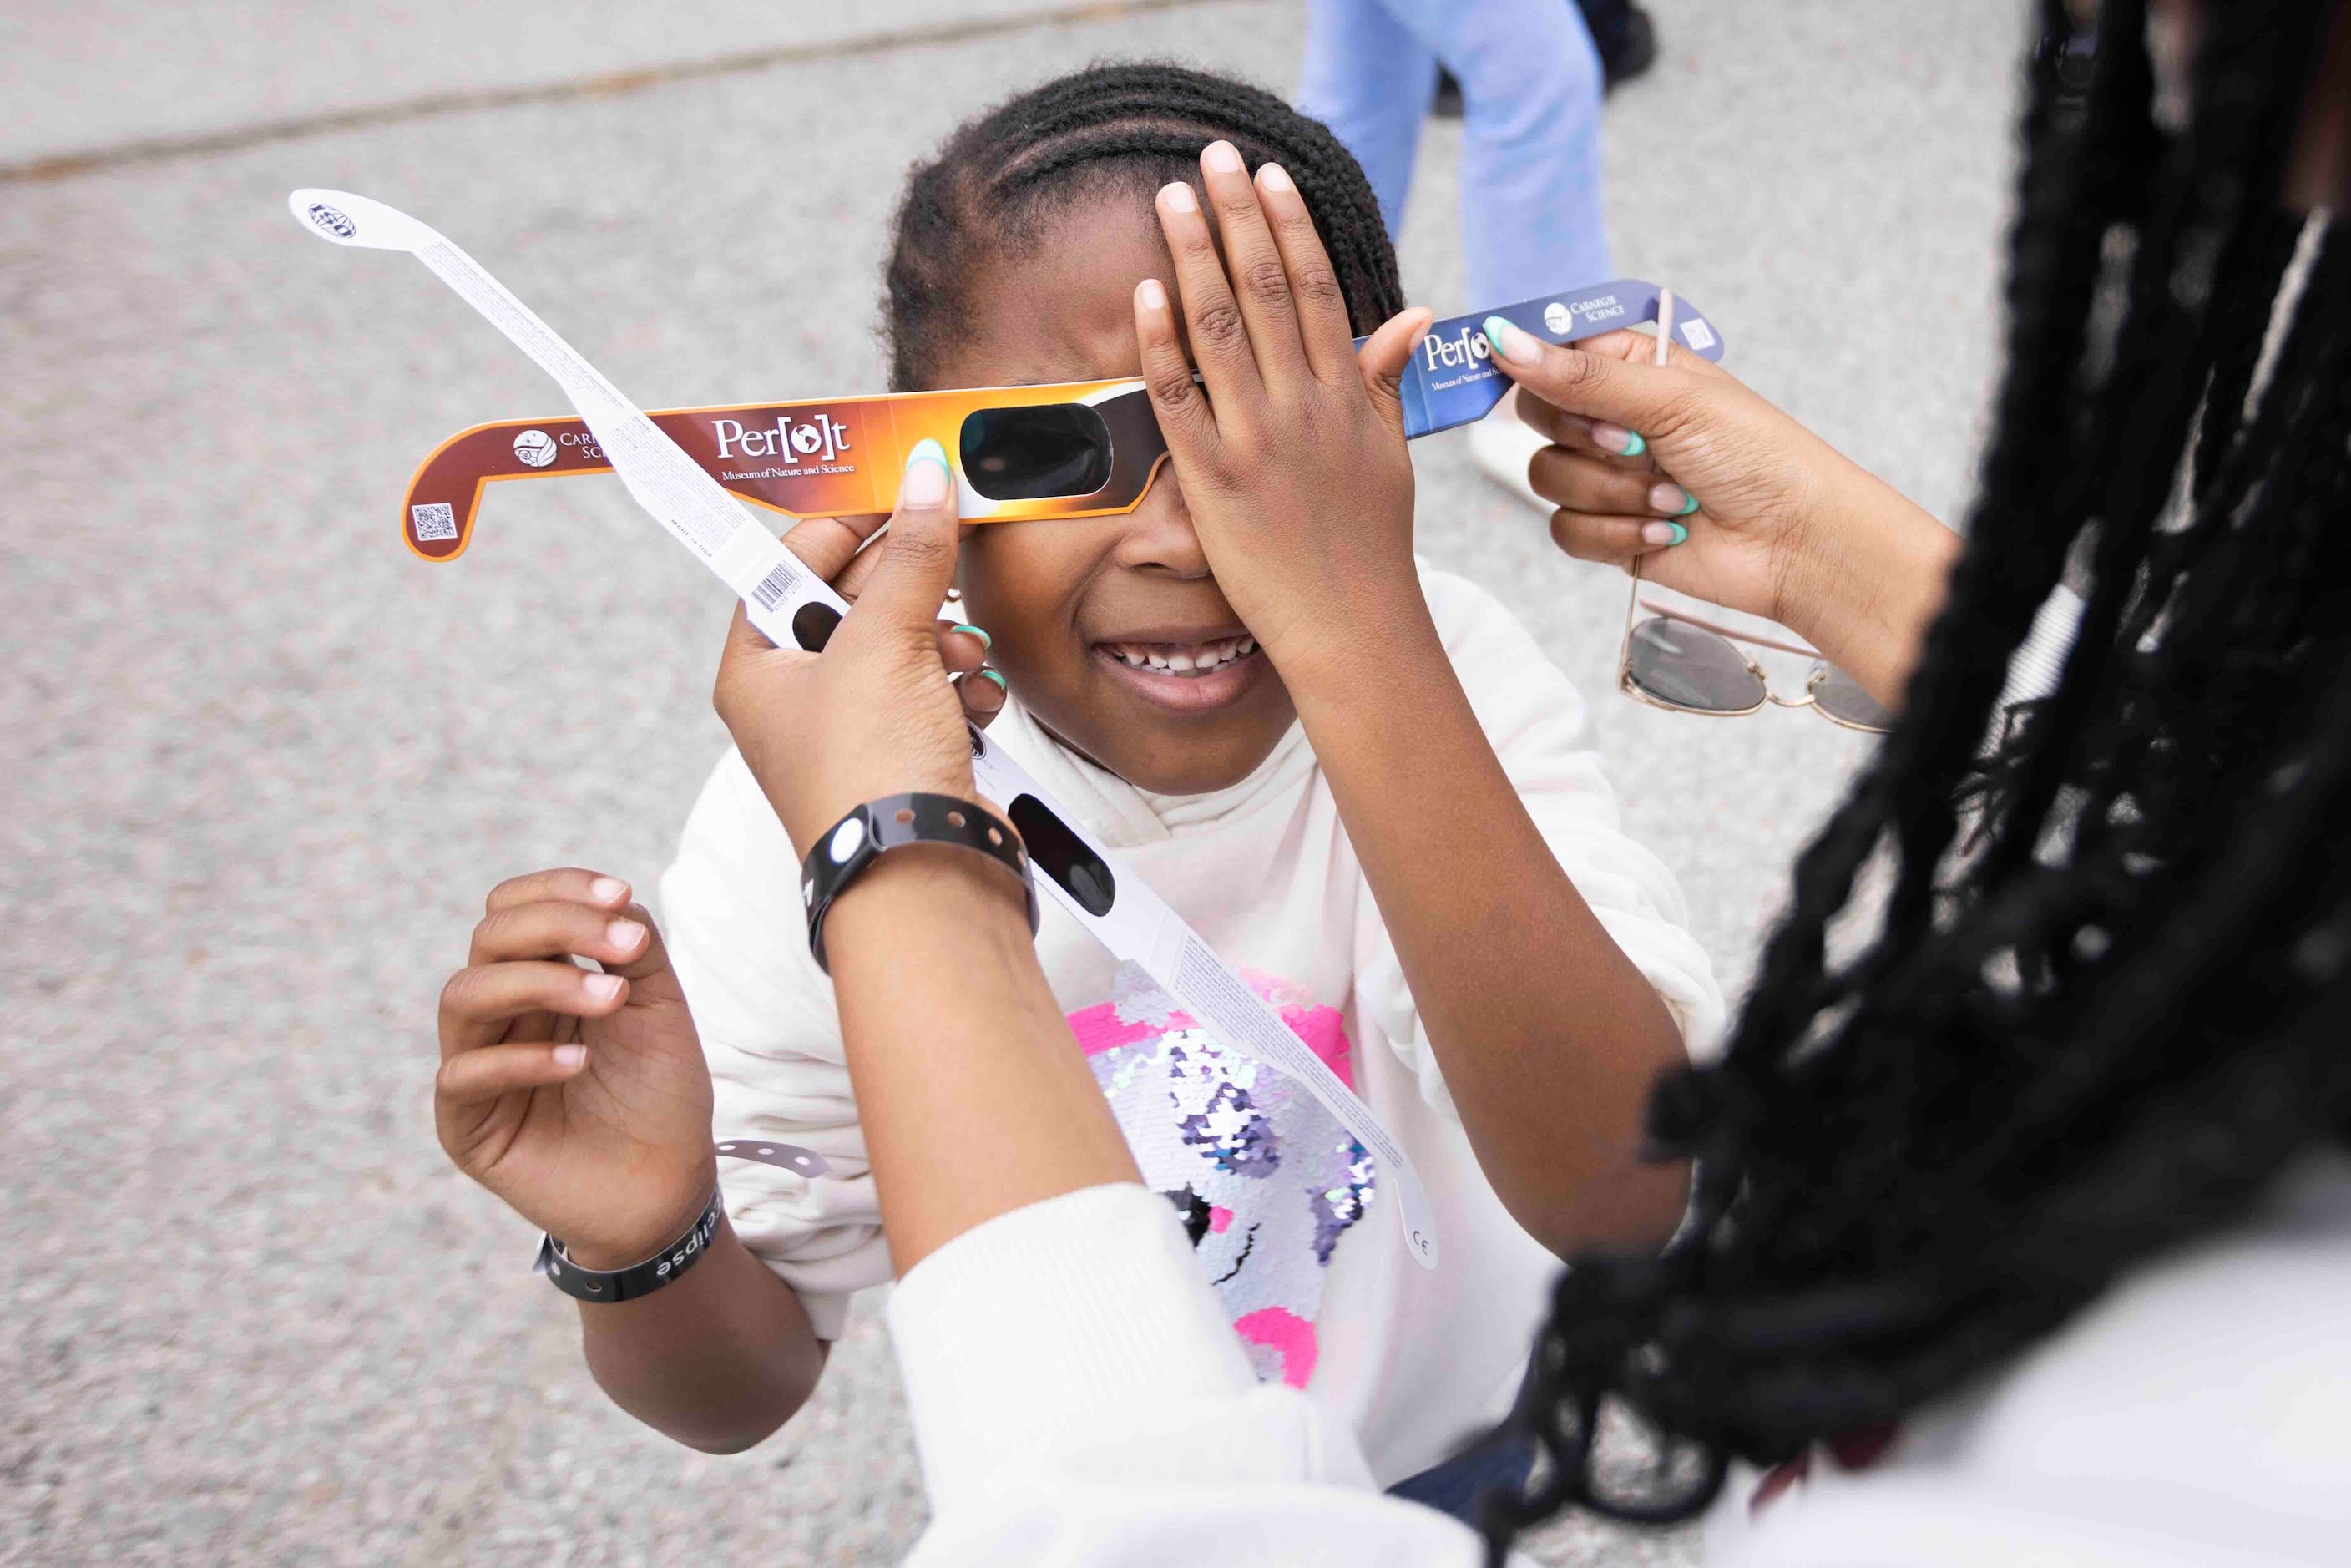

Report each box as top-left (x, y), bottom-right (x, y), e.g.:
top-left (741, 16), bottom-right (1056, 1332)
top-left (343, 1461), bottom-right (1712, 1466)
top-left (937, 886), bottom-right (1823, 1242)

top-left (1112, 478), bottom-right (1211, 579)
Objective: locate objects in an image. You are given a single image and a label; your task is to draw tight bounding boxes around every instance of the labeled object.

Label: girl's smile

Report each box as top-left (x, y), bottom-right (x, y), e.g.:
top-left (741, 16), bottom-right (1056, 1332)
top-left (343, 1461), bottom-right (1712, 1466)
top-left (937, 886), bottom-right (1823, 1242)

top-left (1094, 631), bottom-right (1267, 714)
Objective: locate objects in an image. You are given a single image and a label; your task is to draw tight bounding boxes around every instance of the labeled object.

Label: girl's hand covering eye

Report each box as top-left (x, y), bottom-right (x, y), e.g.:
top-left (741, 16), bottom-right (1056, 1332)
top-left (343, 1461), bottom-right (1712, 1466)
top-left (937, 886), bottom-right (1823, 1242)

top-left (1133, 144), bottom-right (1436, 688)
top-left (714, 443), bottom-right (1001, 858)
top-left (434, 871), bottom-right (719, 1270)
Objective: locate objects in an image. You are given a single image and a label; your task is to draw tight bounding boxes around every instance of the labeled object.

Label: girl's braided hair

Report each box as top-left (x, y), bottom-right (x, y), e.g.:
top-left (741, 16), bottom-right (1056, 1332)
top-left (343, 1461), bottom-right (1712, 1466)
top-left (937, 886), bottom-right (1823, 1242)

top-left (881, 62), bottom-right (1405, 392)
top-left (1484, 0), bottom-right (2351, 1553)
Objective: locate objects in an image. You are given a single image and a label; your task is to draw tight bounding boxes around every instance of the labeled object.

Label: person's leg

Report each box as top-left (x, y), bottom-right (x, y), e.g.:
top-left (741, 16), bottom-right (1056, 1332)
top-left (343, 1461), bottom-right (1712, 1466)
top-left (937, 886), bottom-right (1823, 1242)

top-left (1297, 0), bottom-right (1439, 240)
top-left (1385, 0), bottom-right (1612, 302)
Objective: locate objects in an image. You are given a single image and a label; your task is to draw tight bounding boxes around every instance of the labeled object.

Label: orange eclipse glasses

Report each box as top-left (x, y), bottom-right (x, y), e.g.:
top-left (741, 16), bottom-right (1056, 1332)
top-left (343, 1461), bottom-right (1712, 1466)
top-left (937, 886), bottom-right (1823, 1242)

top-left (397, 281), bottom-right (1724, 561)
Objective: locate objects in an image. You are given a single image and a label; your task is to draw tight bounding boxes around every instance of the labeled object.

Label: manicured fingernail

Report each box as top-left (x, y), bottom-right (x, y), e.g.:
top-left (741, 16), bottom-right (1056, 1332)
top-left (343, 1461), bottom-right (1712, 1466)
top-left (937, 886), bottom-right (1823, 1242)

top-left (1593, 423), bottom-right (1645, 457)
top-left (978, 669), bottom-right (1008, 690)
top-left (589, 876), bottom-right (629, 904)
top-left (1257, 162), bottom-right (1294, 194)
top-left (1642, 521), bottom-right (1689, 546)
top-left (902, 438), bottom-right (950, 507)
top-left (1483, 316), bottom-right (1541, 367)
top-left (553, 1044), bottom-right (588, 1070)
top-left (1202, 140), bottom-right (1244, 174)
top-left (1160, 181), bottom-right (1198, 213)
top-left (607, 918), bottom-right (645, 949)
top-left (951, 623), bottom-right (992, 650)
top-left (584, 973), bottom-right (624, 1002)
top-left (1650, 483), bottom-right (1699, 515)
top-left (1136, 277), bottom-right (1167, 310)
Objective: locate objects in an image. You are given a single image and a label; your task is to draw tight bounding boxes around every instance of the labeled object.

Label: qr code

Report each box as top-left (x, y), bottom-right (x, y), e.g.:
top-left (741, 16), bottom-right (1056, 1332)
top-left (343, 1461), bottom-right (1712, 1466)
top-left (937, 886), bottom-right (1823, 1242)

top-left (411, 502), bottom-right (459, 542)
top-left (1678, 318), bottom-right (1717, 352)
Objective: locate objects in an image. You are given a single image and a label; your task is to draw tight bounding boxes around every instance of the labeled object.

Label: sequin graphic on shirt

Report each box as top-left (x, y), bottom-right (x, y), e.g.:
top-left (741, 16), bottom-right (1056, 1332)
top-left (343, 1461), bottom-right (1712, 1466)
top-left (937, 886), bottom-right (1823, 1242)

top-left (1069, 963), bottom-right (1374, 1389)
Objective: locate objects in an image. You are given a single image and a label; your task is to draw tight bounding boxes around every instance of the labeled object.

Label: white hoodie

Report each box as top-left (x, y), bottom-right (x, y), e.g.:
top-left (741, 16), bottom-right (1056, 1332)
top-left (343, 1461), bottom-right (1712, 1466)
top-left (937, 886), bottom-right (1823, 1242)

top-left (658, 564), bottom-right (1722, 1485)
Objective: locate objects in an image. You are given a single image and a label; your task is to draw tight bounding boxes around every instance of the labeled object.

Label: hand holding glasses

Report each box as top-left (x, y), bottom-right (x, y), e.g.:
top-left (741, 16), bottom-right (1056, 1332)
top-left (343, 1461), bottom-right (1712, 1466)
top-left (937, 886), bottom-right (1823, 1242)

top-left (1615, 292), bottom-right (1891, 735)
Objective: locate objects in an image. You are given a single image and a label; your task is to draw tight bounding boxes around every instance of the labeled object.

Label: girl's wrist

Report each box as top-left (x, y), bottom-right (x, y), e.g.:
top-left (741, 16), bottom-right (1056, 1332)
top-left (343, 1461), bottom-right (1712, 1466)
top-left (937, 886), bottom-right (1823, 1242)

top-left (561, 1166), bottom-right (725, 1272)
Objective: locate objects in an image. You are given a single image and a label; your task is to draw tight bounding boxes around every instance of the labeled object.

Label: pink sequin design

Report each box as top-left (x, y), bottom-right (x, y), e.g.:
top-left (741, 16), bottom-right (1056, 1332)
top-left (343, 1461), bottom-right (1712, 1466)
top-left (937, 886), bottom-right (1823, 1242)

top-left (1069, 965), bottom-right (1374, 1391)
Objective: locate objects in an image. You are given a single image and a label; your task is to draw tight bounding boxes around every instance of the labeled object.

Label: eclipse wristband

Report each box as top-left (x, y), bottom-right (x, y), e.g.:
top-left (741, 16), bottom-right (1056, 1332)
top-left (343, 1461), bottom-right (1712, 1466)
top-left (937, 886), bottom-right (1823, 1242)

top-left (801, 792), bottom-right (1039, 973)
top-left (533, 1186), bottom-right (724, 1304)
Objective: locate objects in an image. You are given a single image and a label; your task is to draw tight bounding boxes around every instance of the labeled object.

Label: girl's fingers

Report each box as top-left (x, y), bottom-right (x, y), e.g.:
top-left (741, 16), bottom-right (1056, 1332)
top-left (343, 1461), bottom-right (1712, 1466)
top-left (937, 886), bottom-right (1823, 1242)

top-left (1133, 276), bottom-right (1220, 453)
top-left (437, 1040), bottom-right (592, 1108)
top-left (439, 959), bottom-right (629, 1058)
top-left (1194, 141), bottom-right (1308, 388)
top-left (1357, 306), bottom-right (1435, 433)
top-left (1548, 509), bottom-right (1686, 566)
top-left (1155, 180), bottom-right (1267, 421)
top-left (1256, 161), bottom-right (1359, 379)
top-left (953, 667), bottom-right (1009, 727)
top-left (485, 867), bottom-right (633, 918)
top-left (1528, 448), bottom-right (1697, 519)
top-left (468, 898), bottom-right (667, 979)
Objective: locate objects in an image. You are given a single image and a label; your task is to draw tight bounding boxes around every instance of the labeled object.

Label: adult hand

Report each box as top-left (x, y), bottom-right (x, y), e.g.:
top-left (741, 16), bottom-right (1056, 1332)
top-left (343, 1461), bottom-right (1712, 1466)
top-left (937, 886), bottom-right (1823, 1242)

top-left (1130, 139), bottom-right (1434, 686)
top-left (1482, 321), bottom-right (1961, 707)
top-left (714, 442), bottom-right (994, 857)
top-left (435, 870), bottom-right (715, 1269)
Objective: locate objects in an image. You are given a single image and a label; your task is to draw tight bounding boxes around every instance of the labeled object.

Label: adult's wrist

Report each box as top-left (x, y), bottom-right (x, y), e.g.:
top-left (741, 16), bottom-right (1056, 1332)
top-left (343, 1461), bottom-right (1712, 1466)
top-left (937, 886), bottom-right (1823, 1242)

top-left (1771, 459), bottom-right (1961, 704)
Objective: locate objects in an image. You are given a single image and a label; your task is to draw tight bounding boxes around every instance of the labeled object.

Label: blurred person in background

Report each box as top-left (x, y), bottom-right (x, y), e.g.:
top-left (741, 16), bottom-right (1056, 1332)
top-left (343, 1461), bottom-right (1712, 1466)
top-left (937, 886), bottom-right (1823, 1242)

top-left (1298, 0), bottom-right (1620, 507)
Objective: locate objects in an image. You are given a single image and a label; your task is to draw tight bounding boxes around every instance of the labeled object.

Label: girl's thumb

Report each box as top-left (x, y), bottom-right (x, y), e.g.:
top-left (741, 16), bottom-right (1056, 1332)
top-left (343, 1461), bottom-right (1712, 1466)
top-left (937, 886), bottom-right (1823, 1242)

top-left (857, 439), bottom-right (963, 627)
top-left (1481, 317), bottom-right (1684, 434)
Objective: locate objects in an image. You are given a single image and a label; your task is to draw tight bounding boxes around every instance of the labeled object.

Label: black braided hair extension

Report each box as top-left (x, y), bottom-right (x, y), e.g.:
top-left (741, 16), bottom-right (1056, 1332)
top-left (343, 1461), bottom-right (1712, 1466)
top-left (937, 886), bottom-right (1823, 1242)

top-left (1481, 0), bottom-right (2351, 1555)
top-left (880, 63), bottom-right (1404, 392)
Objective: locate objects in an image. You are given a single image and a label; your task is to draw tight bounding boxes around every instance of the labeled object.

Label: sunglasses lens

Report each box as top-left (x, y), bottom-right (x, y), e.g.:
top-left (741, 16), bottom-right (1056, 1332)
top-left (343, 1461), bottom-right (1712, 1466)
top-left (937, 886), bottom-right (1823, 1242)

top-left (1811, 665), bottom-right (1894, 731)
top-left (959, 405), bottom-right (1114, 501)
top-left (1626, 618), bottom-right (1766, 714)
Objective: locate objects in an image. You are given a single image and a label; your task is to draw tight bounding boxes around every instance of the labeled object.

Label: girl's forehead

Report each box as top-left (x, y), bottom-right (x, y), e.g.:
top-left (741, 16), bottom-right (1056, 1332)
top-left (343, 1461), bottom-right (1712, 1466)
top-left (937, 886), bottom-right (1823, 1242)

top-left (933, 203), bottom-right (1172, 387)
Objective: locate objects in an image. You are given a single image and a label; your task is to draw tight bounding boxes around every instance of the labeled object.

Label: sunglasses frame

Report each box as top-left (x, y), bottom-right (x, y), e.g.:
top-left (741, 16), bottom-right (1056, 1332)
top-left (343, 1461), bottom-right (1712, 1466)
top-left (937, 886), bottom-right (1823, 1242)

top-left (1615, 564), bottom-right (1891, 733)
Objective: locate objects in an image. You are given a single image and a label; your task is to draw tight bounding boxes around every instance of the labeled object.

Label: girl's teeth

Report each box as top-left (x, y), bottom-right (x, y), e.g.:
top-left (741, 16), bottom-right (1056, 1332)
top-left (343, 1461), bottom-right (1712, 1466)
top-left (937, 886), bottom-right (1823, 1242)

top-left (1107, 638), bottom-right (1258, 675)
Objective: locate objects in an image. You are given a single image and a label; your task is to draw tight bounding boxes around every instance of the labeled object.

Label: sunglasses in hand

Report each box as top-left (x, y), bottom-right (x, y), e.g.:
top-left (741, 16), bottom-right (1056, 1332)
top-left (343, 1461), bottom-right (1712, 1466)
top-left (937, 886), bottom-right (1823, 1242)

top-left (1616, 577), bottom-right (1892, 733)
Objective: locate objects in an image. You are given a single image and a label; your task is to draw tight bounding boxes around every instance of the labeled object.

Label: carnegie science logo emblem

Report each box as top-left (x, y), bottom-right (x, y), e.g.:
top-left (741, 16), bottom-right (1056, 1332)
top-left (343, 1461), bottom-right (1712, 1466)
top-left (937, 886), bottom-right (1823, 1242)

top-left (306, 203), bottom-right (356, 239)
top-left (512, 428), bottom-right (559, 468)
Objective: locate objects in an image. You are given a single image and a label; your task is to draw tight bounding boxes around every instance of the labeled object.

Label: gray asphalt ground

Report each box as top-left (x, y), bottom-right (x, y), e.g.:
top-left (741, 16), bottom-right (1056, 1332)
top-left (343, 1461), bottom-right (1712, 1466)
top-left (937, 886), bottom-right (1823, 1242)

top-left (2, 2), bottom-right (2022, 1562)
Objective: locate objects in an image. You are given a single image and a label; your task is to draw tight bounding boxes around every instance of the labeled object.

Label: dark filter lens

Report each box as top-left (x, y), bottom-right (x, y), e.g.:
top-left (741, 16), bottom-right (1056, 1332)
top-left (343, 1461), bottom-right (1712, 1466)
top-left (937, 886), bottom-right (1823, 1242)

top-left (959, 404), bottom-right (1114, 501)
top-left (1810, 664), bottom-right (1893, 731)
top-left (1625, 618), bottom-right (1766, 714)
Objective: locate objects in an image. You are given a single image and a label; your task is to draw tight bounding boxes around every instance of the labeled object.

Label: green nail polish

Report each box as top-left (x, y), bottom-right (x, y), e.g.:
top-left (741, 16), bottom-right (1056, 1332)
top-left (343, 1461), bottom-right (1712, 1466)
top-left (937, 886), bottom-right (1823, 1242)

top-left (952, 623), bottom-right (992, 650)
top-left (978, 669), bottom-right (1008, 690)
top-left (1666, 522), bottom-right (1689, 545)
top-left (1675, 492), bottom-right (1701, 516)
top-left (1620, 431), bottom-right (1647, 458)
top-left (1482, 316), bottom-right (1510, 357)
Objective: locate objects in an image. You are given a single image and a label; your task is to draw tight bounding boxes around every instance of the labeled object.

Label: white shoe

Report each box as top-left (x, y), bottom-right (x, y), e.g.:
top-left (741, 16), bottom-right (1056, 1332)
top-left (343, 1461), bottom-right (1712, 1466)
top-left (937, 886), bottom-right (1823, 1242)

top-left (1468, 413), bottom-right (1553, 511)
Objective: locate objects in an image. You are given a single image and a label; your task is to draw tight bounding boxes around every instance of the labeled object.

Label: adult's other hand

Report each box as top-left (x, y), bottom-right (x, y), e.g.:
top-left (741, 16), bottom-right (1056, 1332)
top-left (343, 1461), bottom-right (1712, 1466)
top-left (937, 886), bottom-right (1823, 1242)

top-left (714, 441), bottom-right (995, 857)
top-left (1482, 321), bottom-right (1960, 710)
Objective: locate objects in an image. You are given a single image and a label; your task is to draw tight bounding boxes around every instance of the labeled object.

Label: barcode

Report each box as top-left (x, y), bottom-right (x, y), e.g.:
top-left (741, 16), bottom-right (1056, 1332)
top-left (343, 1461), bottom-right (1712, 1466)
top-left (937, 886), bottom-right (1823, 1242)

top-left (750, 559), bottom-right (801, 612)
top-left (410, 502), bottom-right (458, 542)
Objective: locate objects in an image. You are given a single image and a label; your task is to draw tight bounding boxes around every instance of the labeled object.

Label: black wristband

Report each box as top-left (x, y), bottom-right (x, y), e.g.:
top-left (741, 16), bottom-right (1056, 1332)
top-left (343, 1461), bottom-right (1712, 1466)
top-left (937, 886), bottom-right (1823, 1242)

top-left (801, 792), bottom-right (1039, 974)
top-left (533, 1186), bottom-right (723, 1304)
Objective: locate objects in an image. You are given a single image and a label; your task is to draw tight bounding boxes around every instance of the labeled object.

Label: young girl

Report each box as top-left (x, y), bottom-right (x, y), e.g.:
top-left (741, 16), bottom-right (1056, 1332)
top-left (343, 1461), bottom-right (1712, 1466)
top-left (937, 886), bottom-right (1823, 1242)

top-left (654, 63), bottom-right (1720, 1498)
top-left (433, 63), bottom-right (1720, 1509)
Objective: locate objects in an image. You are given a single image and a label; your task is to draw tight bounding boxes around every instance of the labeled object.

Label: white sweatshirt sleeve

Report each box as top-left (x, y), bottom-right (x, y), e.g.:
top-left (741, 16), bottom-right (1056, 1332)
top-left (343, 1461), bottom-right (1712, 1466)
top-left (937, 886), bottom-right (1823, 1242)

top-left (889, 1184), bottom-right (1490, 1567)
top-left (1354, 568), bottom-right (1728, 1114)
top-left (657, 747), bottom-right (891, 1340)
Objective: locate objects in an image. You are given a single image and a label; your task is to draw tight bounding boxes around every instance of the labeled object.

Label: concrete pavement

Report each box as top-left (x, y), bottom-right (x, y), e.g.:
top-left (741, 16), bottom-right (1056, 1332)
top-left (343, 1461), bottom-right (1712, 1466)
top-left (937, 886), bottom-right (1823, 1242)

top-left (1, 2), bottom-right (2023, 1561)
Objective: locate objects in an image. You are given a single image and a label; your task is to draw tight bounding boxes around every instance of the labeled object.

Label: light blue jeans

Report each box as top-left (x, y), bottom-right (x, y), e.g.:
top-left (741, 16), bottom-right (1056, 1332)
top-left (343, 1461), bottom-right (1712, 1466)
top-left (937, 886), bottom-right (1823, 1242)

top-left (1297, 0), bottom-right (1611, 306)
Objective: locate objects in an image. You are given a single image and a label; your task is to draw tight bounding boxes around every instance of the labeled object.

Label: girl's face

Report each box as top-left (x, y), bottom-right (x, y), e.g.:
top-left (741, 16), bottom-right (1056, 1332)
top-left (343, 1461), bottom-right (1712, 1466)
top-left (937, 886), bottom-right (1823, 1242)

top-left (928, 197), bottom-right (1298, 796)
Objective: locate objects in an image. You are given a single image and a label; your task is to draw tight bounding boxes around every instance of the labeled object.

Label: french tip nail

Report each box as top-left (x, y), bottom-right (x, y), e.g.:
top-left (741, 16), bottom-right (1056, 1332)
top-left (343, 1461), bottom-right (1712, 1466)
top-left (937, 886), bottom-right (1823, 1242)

top-left (1676, 492), bottom-right (1701, 516)
top-left (1622, 432), bottom-right (1648, 458)
top-left (908, 438), bottom-right (948, 469)
top-left (1666, 522), bottom-right (1689, 545)
top-left (951, 622), bottom-right (992, 650)
top-left (978, 669), bottom-right (1008, 690)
